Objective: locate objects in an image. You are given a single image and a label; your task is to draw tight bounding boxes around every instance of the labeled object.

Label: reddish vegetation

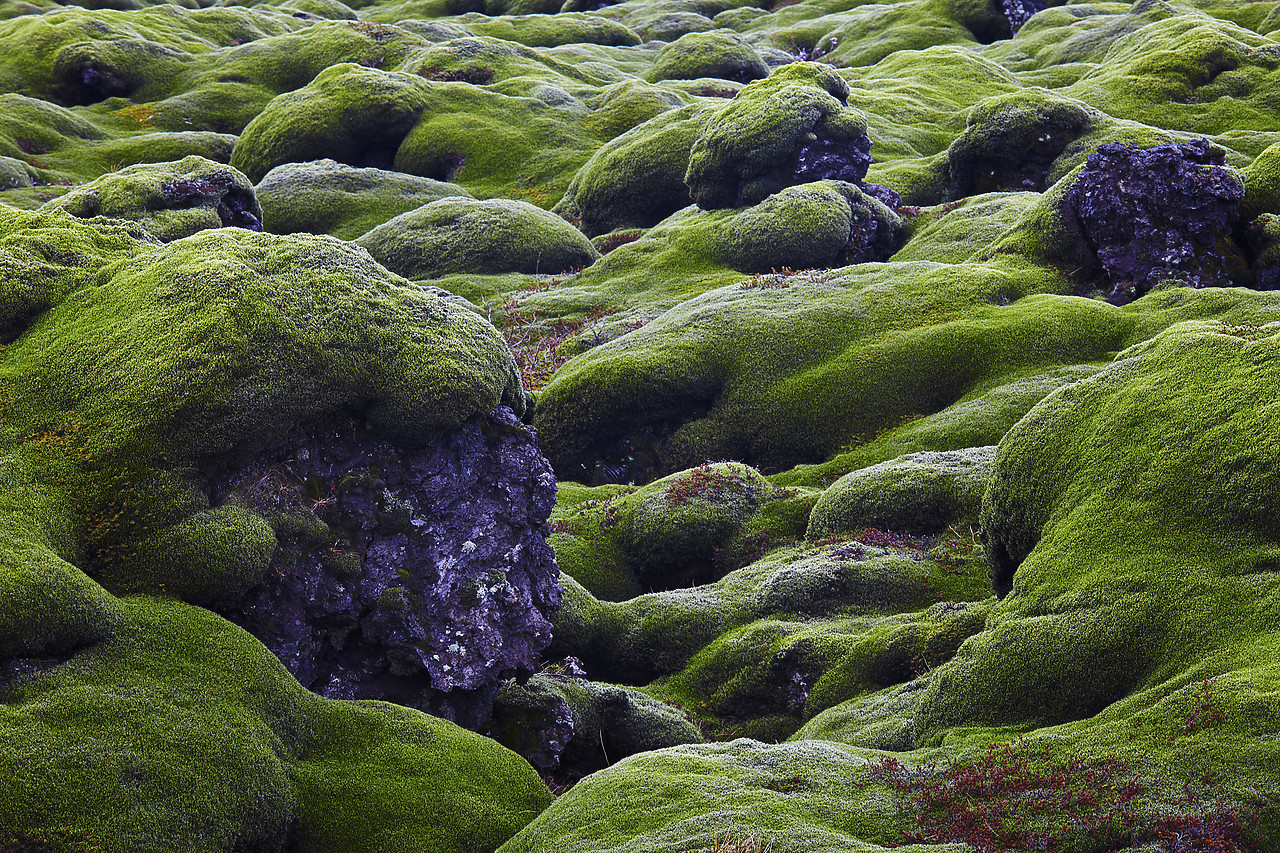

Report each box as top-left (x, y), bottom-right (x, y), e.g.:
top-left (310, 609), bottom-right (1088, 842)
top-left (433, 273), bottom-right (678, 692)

top-left (0, 830), bottom-right (101, 853)
top-left (664, 463), bottom-right (745, 505)
top-left (865, 742), bottom-right (1260, 853)
top-left (489, 292), bottom-right (645, 392)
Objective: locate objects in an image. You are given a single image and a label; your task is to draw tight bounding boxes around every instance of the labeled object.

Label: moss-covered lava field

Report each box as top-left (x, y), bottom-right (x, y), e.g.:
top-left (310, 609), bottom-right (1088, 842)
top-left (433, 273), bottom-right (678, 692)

top-left (2, 0), bottom-right (1280, 849)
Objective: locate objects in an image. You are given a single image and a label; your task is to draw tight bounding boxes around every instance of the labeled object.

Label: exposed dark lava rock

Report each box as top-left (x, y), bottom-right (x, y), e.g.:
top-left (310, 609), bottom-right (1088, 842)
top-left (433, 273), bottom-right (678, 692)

top-left (212, 405), bottom-right (561, 730)
top-left (1001, 0), bottom-right (1047, 33)
top-left (1065, 138), bottom-right (1246, 303)
top-left (791, 135), bottom-right (872, 186)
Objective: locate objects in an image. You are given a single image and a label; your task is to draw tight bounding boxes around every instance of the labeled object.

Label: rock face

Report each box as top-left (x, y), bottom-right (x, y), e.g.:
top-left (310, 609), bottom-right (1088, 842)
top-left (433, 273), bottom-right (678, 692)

top-left (1066, 138), bottom-right (1246, 302)
top-left (215, 406), bottom-right (560, 729)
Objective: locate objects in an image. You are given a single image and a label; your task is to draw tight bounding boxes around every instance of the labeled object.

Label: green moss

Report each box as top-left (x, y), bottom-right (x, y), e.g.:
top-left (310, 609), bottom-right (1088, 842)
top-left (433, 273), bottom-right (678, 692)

top-left (890, 192), bottom-right (1039, 263)
top-left (619, 462), bottom-right (773, 587)
top-left (101, 506), bottom-right (276, 608)
top-left (0, 598), bottom-right (550, 851)
top-left (647, 31), bottom-right (767, 83)
top-left (774, 365), bottom-right (1103, 487)
top-left (230, 63), bottom-right (434, 184)
top-left (579, 80), bottom-right (688, 143)
top-left (41, 155), bottom-right (260, 241)
top-left (462, 13), bottom-right (642, 48)
top-left (255, 158), bottom-right (473, 240)
top-left (1060, 14), bottom-right (1280, 137)
top-left (806, 446), bottom-right (995, 538)
top-left (685, 61), bottom-right (865, 209)
top-left (532, 261), bottom-right (1108, 481)
top-left (499, 739), bottom-right (902, 853)
top-left (553, 103), bottom-right (708, 237)
top-left (1243, 140), bottom-right (1280, 220)
top-left (356, 196), bottom-right (598, 279)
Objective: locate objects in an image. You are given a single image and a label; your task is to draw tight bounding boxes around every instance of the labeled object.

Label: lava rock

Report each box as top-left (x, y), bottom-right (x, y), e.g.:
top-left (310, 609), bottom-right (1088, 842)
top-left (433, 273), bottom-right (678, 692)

top-left (1001, 0), bottom-right (1047, 33)
top-left (684, 62), bottom-right (872, 209)
top-left (41, 155), bottom-right (262, 240)
top-left (1065, 138), bottom-right (1245, 302)
top-left (214, 405), bottom-right (561, 730)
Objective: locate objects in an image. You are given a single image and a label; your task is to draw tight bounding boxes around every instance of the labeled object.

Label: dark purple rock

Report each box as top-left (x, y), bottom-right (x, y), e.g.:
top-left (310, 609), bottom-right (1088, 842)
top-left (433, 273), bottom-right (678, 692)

top-left (791, 135), bottom-right (872, 187)
top-left (212, 405), bottom-right (561, 730)
top-left (845, 189), bottom-right (903, 264)
top-left (1065, 138), bottom-right (1245, 303)
top-left (1001, 0), bottom-right (1047, 33)
top-left (861, 182), bottom-right (903, 210)
top-left (162, 177), bottom-right (263, 231)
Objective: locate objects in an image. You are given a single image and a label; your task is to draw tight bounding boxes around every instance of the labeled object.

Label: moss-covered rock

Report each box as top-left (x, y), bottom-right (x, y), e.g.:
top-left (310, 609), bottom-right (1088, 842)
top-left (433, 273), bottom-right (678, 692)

top-left (941, 89), bottom-right (1099, 199)
top-left (727, 180), bottom-right (904, 272)
top-left (648, 30), bottom-right (767, 83)
top-left (807, 446), bottom-right (995, 539)
top-left (489, 670), bottom-right (704, 780)
top-left (554, 104), bottom-right (708, 237)
top-left (41, 155), bottom-right (261, 240)
top-left (356, 196), bottom-right (598, 278)
top-left (0, 206), bottom-right (549, 849)
top-left (255, 158), bottom-right (472, 240)
top-left (685, 61), bottom-right (870, 209)
top-left (230, 63), bottom-right (434, 183)
top-left (619, 462), bottom-right (773, 588)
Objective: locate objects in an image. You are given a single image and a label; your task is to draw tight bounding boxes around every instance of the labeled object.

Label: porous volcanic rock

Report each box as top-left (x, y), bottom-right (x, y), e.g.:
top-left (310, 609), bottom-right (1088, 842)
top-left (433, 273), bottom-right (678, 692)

top-left (1065, 137), bottom-right (1246, 302)
top-left (214, 405), bottom-right (561, 729)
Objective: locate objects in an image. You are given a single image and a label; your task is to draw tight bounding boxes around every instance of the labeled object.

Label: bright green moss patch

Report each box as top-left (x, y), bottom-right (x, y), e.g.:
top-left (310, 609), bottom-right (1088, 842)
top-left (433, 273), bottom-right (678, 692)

top-left (0, 598), bottom-right (550, 852)
top-left (357, 196), bottom-right (598, 278)
top-left (255, 158), bottom-right (473, 240)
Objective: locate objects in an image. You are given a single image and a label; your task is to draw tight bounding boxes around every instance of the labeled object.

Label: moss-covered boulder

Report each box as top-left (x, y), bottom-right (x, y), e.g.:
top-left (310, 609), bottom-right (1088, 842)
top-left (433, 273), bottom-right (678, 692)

top-left (684, 62), bottom-right (871, 209)
top-left (230, 63), bottom-right (433, 183)
top-left (648, 30), bottom-right (767, 83)
top-left (489, 669), bottom-right (703, 780)
top-left (0, 206), bottom-right (546, 849)
top-left (356, 196), bottom-right (598, 278)
top-left (727, 180), bottom-right (903, 272)
top-left (941, 89), bottom-right (1099, 199)
top-left (41, 155), bottom-right (261, 240)
top-left (554, 104), bottom-right (708, 237)
top-left (807, 446), bottom-right (995, 539)
top-left (619, 462), bottom-right (773, 589)
top-left (255, 158), bottom-right (472, 240)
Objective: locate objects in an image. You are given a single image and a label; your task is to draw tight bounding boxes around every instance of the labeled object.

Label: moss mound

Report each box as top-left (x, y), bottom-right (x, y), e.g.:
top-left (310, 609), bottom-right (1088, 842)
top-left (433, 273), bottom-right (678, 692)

top-left (356, 196), bottom-right (598, 278)
top-left (255, 158), bottom-right (472, 240)
top-left (685, 62), bottom-right (869, 209)
top-left (41, 155), bottom-right (261, 240)
top-left (648, 31), bottom-right (768, 83)
top-left (807, 446), bottom-right (995, 539)
top-left (0, 206), bottom-right (545, 848)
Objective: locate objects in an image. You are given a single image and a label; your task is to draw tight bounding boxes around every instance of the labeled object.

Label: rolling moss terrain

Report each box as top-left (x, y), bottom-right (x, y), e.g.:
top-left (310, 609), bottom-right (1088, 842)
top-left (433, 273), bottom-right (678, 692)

top-left (1, 0), bottom-right (1280, 849)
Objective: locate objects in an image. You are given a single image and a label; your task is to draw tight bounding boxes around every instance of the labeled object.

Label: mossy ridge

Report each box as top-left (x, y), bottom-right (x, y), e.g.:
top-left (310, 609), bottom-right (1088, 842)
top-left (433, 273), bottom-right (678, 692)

top-left (532, 259), bottom-right (1107, 482)
top-left (0, 598), bottom-right (551, 852)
